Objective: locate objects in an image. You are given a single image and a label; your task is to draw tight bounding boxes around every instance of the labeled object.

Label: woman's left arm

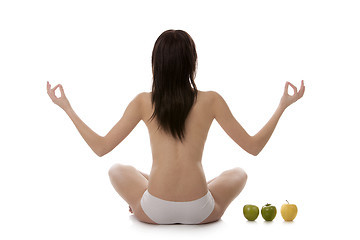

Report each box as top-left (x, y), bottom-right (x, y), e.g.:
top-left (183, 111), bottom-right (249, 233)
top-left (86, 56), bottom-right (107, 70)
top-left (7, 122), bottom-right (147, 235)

top-left (47, 82), bottom-right (143, 157)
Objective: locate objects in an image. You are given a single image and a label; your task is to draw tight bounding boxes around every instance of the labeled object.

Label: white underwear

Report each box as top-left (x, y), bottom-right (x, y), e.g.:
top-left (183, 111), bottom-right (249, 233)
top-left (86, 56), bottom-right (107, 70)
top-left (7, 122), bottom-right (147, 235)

top-left (140, 189), bottom-right (215, 224)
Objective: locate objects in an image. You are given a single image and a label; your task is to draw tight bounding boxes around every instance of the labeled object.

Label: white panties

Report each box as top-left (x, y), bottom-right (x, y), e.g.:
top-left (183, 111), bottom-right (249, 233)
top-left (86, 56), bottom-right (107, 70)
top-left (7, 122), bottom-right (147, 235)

top-left (140, 189), bottom-right (215, 224)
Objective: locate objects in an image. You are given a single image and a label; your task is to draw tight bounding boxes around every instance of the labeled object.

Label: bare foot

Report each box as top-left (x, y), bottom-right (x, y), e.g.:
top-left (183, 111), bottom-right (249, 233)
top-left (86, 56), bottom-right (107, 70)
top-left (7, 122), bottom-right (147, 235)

top-left (129, 206), bottom-right (133, 214)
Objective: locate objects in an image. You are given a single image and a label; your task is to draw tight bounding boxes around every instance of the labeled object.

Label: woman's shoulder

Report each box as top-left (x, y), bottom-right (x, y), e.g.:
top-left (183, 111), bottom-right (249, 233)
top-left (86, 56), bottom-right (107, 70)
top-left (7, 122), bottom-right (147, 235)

top-left (135, 92), bottom-right (151, 101)
top-left (198, 90), bottom-right (221, 96)
top-left (197, 90), bottom-right (223, 103)
top-left (128, 92), bottom-right (151, 110)
top-left (137, 91), bottom-right (151, 97)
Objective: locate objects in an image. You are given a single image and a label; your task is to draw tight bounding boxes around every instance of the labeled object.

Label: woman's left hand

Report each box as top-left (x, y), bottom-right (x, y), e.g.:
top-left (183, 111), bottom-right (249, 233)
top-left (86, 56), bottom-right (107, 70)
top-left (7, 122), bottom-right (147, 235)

top-left (47, 81), bottom-right (72, 111)
top-left (279, 80), bottom-right (305, 110)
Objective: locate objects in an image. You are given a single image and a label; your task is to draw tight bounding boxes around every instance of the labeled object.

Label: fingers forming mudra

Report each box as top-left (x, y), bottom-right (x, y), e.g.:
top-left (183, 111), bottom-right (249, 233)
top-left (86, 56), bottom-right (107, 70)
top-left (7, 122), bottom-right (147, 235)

top-left (47, 81), bottom-right (71, 111)
top-left (280, 80), bottom-right (305, 109)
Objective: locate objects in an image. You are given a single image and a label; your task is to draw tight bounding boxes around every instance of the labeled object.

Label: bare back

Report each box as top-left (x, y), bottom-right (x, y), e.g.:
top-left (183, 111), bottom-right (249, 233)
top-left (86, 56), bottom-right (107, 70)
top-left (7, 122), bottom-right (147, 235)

top-left (103, 86), bottom-right (257, 203)
top-left (142, 91), bottom-right (214, 201)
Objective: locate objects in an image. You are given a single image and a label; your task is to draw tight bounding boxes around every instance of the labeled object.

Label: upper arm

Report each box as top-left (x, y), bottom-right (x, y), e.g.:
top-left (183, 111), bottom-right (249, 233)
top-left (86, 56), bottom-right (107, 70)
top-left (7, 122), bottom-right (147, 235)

top-left (101, 93), bottom-right (145, 156)
top-left (211, 91), bottom-right (256, 155)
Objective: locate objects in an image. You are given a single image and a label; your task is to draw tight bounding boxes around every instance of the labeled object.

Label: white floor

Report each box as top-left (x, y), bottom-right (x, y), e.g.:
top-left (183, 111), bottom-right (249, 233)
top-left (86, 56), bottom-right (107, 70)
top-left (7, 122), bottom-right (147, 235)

top-left (1, 189), bottom-right (352, 240)
top-left (110, 202), bottom-right (353, 240)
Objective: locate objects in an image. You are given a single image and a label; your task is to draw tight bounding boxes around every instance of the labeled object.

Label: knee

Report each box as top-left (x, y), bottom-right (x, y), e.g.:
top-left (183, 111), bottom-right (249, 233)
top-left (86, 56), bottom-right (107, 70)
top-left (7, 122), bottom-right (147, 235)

top-left (108, 164), bottom-right (132, 179)
top-left (232, 167), bottom-right (248, 184)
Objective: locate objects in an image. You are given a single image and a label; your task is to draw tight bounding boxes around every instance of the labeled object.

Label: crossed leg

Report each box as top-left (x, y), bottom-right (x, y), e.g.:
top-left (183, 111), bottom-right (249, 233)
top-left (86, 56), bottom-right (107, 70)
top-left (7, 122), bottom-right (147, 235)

top-left (200, 167), bottom-right (248, 224)
top-left (108, 164), bottom-right (247, 225)
top-left (108, 164), bottom-right (156, 224)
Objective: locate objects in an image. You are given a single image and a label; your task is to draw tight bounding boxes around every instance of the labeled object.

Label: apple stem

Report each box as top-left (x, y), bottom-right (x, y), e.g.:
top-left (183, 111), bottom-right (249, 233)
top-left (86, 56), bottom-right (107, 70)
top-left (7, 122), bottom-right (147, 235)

top-left (286, 200), bottom-right (289, 204)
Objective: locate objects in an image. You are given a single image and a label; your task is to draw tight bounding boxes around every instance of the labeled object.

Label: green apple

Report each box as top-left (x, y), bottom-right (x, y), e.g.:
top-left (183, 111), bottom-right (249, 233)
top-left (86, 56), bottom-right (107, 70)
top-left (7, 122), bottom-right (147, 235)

top-left (261, 203), bottom-right (277, 221)
top-left (243, 204), bottom-right (259, 221)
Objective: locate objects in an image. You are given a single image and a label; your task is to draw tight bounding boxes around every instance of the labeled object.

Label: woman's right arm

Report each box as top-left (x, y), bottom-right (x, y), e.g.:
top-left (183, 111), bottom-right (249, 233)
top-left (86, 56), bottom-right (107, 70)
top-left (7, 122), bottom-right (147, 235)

top-left (212, 80), bottom-right (305, 156)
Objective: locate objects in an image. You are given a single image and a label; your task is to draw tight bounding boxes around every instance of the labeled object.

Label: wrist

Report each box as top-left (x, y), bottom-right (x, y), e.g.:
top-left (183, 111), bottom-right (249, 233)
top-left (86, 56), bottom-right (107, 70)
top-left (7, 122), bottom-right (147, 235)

top-left (277, 104), bottom-right (286, 113)
top-left (64, 105), bottom-right (73, 114)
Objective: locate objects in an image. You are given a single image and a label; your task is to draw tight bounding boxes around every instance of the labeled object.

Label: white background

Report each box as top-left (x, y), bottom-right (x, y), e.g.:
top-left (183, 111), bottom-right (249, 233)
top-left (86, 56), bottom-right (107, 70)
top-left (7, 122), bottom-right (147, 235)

top-left (1, 0), bottom-right (359, 239)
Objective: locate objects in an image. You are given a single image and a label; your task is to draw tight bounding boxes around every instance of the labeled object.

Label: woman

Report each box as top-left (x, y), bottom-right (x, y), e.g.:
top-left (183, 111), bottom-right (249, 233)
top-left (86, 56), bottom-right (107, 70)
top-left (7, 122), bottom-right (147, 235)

top-left (47, 29), bottom-right (305, 225)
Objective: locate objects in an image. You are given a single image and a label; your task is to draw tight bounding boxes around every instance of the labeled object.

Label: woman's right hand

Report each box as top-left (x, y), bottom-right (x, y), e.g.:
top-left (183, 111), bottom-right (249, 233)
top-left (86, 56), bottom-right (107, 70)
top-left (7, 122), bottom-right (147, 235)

top-left (279, 80), bottom-right (305, 110)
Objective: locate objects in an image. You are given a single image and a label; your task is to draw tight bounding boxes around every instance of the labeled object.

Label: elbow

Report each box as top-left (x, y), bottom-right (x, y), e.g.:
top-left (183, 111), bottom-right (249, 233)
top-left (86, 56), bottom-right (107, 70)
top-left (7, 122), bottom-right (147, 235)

top-left (96, 137), bottom-right (107, 157)
top-left (250, 150), bottom-right (260, 156)
top-left (96, 146), bottom-right (108, 157)
top-left (96, 151), bottom-right (105, 157)
top-left (246, 147), bottom-right (260, 156)
top-left (243, 146), bottom-right (260, 156)
top-left (246, 139), bottom-right (261, 156)
top-left (95, 146), bottom-right (106, 157)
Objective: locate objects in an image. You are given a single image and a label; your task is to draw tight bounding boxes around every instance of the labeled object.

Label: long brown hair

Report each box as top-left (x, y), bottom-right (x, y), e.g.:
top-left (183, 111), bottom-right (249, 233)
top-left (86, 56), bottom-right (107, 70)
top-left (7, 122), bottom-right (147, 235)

top-left (149, 30), bottom-right (198, 142)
